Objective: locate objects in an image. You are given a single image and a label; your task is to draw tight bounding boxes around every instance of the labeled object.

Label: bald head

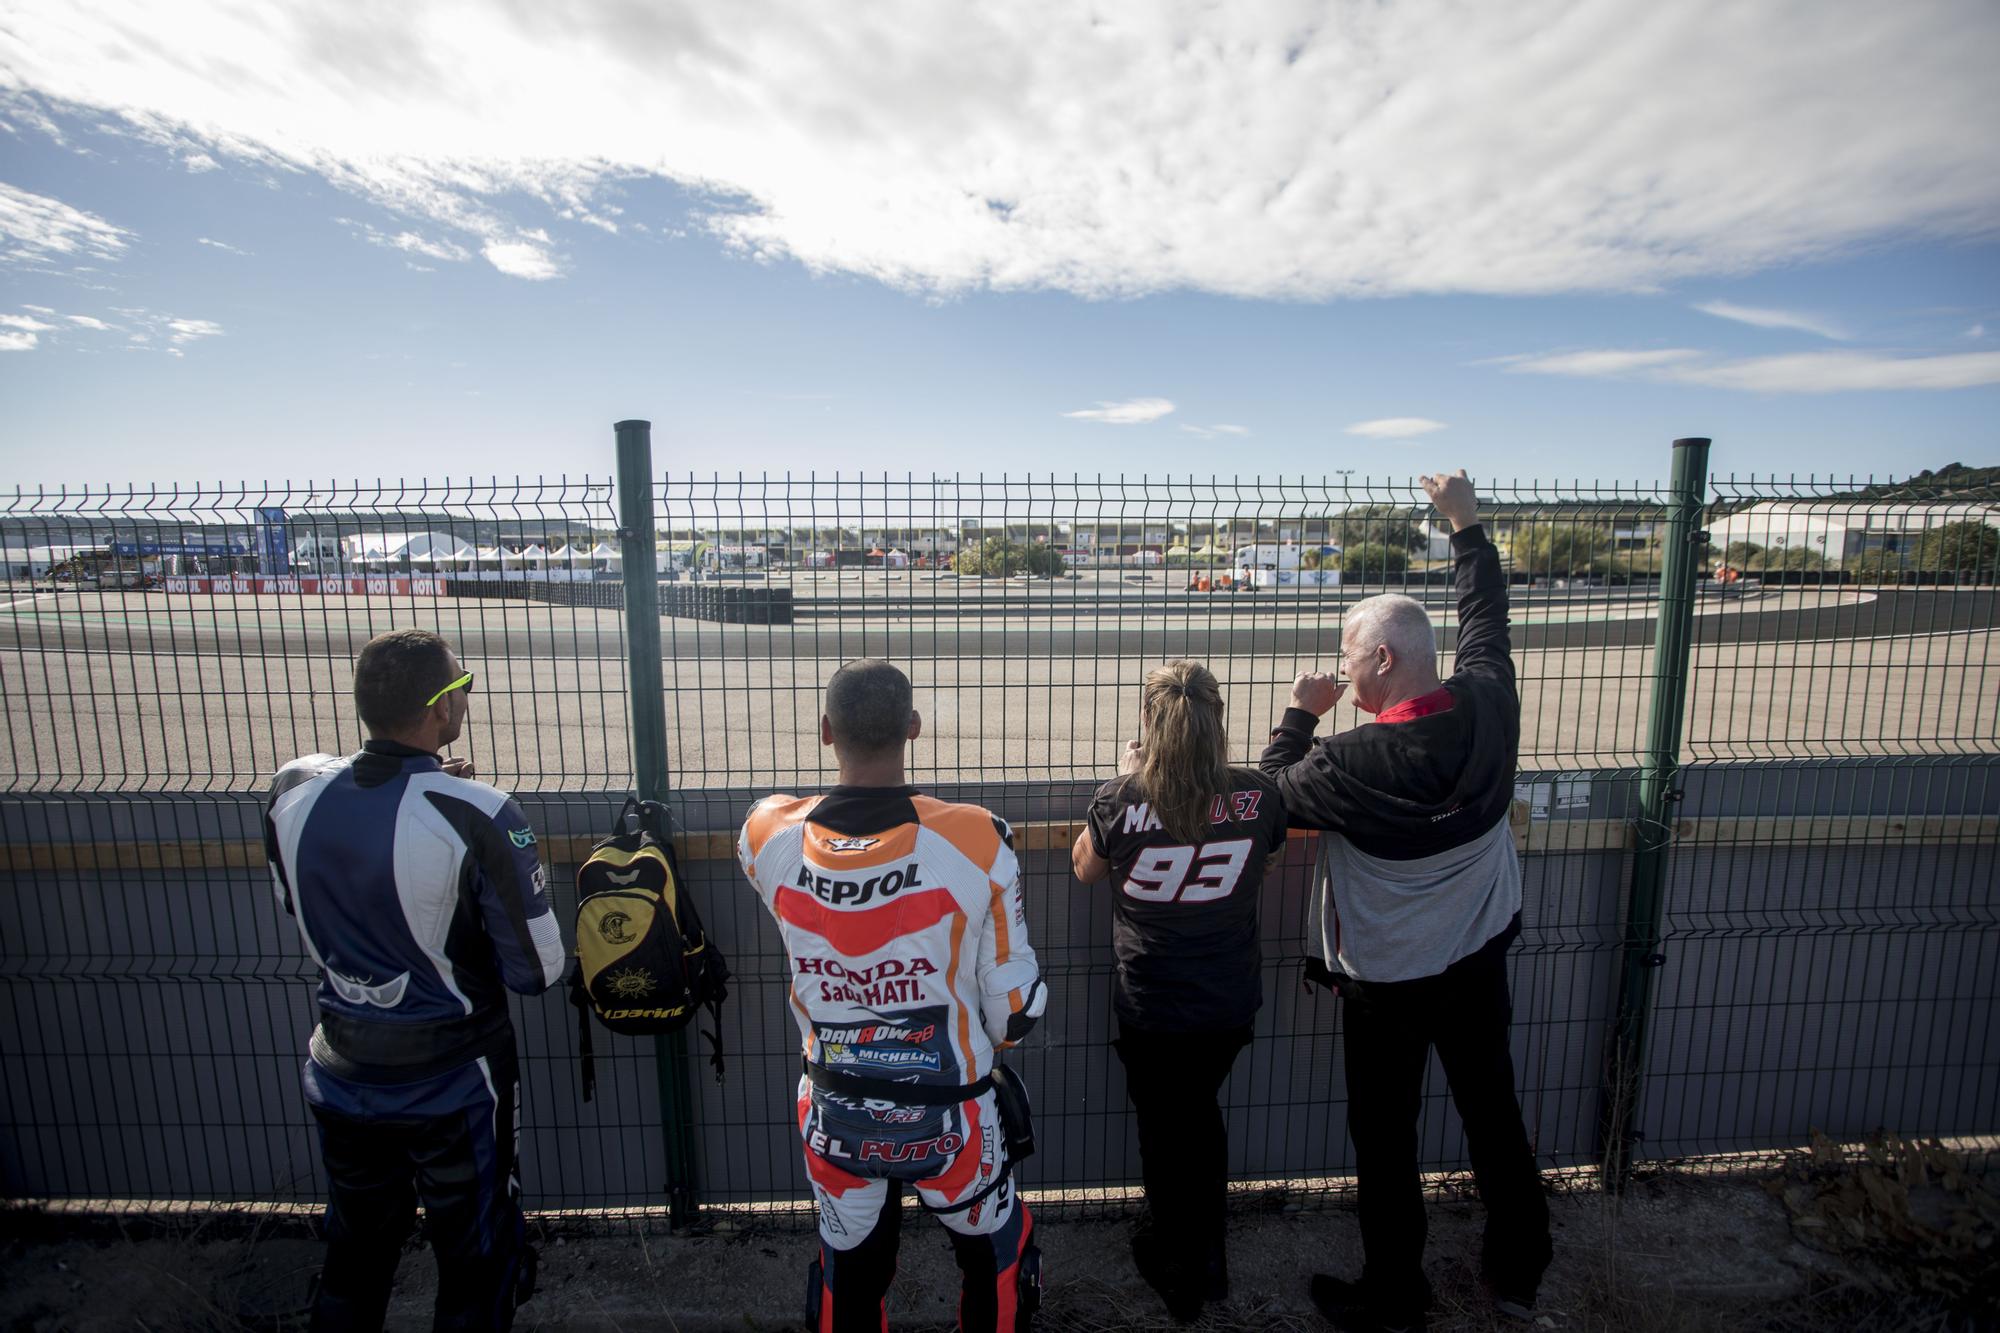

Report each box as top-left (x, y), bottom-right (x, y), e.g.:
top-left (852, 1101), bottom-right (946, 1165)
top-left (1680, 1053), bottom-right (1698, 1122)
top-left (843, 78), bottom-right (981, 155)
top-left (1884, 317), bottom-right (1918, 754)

top-left (825, 659), bottom-right (916, 758)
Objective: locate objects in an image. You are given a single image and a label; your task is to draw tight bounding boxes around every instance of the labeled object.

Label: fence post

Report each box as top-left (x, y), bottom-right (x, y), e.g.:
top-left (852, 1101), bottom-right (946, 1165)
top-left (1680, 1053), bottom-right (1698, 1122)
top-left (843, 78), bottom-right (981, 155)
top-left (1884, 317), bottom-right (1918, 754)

top-left (614, 418), bottom-right (701, 1226)
top-left (1600, 435), bottom-right (1710, 1188)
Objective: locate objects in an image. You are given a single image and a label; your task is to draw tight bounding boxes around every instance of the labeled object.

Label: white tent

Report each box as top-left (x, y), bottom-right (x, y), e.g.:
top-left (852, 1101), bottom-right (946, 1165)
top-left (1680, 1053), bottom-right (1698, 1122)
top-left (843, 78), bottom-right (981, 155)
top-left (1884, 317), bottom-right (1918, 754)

top-left (589, 541), bottom-right (620, 567)
top-left (519, 544), bottom-right (549, 566)
top-left (549, 544), bottom-right (579, 565)
top-left (341, 531), bottom-right (476, 565)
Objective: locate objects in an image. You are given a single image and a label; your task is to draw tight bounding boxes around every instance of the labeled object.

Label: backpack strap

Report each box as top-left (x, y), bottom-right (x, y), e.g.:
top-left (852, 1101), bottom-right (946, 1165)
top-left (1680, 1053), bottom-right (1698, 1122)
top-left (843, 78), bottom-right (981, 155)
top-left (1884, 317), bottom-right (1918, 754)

top-left (568, 962), bottom-right (596, 1103)
top-left (635, 797), bottom-right (674, 841)
top-left (613, 794), bottom-right (644, 837)
top-left (699, 999), bottom-right (726, 1082)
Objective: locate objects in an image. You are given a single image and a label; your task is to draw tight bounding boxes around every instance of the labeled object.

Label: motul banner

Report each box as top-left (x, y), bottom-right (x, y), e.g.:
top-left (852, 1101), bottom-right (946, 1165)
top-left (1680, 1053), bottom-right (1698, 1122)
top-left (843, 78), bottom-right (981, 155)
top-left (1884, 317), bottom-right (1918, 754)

top-left (163, 576), bottom-right (451, 595)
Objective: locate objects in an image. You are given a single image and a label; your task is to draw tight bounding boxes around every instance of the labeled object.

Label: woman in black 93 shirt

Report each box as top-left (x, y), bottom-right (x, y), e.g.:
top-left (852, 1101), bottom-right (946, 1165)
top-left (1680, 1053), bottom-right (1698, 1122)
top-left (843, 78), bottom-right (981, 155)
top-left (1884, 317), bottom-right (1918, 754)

top-left (1071, 659), bottom-right (1288, 1322)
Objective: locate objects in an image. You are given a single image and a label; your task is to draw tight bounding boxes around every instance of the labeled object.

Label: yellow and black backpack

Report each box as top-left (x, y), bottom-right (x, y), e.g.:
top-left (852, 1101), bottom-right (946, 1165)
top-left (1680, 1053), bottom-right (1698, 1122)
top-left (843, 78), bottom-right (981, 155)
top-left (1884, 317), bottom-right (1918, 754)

top-left (570, 798), bottom-right (728, 1098)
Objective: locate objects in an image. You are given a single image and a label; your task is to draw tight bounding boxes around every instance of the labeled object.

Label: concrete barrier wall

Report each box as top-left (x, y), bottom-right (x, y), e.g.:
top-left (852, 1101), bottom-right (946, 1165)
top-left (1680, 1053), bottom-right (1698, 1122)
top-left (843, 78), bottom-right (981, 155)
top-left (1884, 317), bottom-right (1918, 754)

top-left (1, 759), bottom-right (1992, 1207)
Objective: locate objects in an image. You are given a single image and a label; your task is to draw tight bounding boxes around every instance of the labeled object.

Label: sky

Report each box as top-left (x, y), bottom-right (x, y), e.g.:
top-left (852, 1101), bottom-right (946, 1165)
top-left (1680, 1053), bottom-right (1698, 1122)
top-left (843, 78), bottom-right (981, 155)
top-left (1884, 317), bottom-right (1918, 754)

top-left (1, 0), bottom-right (1997, 488)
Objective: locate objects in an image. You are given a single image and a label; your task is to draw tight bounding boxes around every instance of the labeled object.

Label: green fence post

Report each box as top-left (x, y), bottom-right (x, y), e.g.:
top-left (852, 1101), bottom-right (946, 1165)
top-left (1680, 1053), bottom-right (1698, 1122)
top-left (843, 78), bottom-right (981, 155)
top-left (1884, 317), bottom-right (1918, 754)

top-left (614, 418), bottom-right (700, 1226)
top-left (1600, 435), bottom-right (1711, 1189)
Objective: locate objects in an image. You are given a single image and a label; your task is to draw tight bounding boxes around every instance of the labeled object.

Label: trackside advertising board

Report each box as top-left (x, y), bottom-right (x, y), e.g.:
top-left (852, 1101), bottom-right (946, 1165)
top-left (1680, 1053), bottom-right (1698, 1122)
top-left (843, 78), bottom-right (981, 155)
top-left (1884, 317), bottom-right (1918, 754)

top-left (163, 576), bottom-right (450, 594)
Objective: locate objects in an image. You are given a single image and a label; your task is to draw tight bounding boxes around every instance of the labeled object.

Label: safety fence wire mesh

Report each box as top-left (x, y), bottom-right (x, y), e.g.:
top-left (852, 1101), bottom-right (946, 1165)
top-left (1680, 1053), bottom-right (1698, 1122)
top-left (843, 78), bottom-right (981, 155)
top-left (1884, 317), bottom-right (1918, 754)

top-left (1645, 472), bottom-right (2000, 1160)
top-left (0, 468), bottom-right (1993, 1220)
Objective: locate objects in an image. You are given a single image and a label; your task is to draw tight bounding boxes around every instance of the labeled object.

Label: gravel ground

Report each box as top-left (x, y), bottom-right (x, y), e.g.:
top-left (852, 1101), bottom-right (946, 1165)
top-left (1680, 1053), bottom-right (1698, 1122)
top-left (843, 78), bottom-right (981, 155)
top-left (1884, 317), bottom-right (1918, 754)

top-left (3, 1165), bottom-right (1985, 1332)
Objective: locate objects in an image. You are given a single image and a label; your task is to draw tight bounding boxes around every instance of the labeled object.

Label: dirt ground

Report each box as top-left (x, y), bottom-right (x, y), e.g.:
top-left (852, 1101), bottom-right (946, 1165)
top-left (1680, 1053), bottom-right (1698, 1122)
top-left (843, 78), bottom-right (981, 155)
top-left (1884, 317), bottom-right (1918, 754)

top-left (4, 1161), bottom-right (1994, 1332)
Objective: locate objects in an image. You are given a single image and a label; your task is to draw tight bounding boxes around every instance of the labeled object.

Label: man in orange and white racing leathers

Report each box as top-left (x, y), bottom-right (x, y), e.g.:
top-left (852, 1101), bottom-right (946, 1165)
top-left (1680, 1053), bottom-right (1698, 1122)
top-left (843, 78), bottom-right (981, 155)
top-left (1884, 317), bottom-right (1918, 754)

top-left (740, 660), bottom-right (1049, 1333)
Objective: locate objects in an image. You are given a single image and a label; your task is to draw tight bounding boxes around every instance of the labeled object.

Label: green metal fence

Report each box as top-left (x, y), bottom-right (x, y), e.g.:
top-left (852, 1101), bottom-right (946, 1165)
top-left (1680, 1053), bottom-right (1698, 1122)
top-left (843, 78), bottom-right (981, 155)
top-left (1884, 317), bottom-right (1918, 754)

top-left (1, 432), bottom-right (1995, 1217)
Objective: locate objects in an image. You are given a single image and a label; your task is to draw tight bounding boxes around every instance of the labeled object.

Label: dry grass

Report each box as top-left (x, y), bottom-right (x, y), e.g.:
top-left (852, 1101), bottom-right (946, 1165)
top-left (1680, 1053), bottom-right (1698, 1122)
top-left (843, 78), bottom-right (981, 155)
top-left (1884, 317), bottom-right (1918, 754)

top-left (5, 1144), bottom-right (1996, 1331)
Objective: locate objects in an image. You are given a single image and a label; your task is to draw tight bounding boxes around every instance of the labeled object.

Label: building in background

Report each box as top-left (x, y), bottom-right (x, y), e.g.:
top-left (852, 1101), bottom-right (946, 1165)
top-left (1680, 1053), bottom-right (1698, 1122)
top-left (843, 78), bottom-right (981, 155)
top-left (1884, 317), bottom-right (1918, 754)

top-left (1706, 500), bottom-right (2000, 565)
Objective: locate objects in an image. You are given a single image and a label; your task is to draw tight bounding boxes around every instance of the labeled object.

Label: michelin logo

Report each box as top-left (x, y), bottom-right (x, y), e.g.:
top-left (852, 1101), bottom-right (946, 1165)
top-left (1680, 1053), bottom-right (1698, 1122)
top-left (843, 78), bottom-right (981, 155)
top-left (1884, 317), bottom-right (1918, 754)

top-left (822, 1043), bottom-right (944, 1072)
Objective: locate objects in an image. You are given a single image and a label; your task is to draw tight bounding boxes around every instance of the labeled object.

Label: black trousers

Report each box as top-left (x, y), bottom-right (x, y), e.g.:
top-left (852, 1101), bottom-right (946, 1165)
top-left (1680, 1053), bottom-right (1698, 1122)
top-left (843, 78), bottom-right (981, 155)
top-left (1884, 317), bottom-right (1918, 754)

top-left (1115, 1022), bottom-right (1252, 1274)
top-left (308, 1056), bottom-right (525, 1333)
top-left (1339, 925), bottom-right (1551, 1307)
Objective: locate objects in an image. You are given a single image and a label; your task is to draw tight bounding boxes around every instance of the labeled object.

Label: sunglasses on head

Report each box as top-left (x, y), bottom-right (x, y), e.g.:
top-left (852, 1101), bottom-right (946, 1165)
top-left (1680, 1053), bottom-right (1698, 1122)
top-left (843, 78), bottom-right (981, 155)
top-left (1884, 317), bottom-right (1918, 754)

top-left (425, 670), bottom-right (475, 707)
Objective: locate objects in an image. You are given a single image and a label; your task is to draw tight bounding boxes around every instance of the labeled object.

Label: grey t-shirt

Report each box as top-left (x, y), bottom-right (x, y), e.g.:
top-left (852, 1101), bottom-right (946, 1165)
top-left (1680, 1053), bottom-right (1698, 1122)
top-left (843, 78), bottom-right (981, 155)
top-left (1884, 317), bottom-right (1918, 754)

top-left (1306, 809), bottom-right (1521, 983)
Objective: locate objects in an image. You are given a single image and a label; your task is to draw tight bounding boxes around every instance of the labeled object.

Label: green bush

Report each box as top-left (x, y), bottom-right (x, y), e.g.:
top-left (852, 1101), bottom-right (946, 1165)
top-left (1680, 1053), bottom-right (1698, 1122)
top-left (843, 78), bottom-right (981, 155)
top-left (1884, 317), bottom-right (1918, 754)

top-left (1300, 547), bottom-right (1325, 571)
top-left (1333, 542), bottom-right (1409, 576)
top-left (953, 538), bottom-right (1065, 578)
top-left (1336, 505), bottom-right (1426, 553)
top-left (1509, 524), bottom-right (1611, 577)
top-left (1720, 540), bottom-right (1764, 568)
top-left (1753, 545), bottom-right (1826, 571)
top-left (1917, 521), bottom-right (2000, 576)
top-left (1846, 523), bottom-right (2000, 581)
top-left (1600, 549), bottom-right (1667, 583)
top-left (1847, 550), bottom-right (1907, 582)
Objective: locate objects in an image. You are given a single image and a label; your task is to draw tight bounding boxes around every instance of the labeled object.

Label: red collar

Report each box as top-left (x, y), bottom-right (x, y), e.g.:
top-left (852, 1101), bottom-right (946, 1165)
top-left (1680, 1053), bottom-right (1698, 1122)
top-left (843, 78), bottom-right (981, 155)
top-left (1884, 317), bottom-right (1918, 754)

top-left (1373, 686), bottom-right (1456, 725)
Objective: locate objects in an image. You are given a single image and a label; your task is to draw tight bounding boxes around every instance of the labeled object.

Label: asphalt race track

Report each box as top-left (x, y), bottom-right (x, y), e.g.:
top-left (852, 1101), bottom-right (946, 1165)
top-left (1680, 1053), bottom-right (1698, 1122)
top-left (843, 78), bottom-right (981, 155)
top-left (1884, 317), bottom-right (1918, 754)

top-left (0, 584), bottom-right (1988, 661)
top-left (2, 580), bottom-right (1993, 792)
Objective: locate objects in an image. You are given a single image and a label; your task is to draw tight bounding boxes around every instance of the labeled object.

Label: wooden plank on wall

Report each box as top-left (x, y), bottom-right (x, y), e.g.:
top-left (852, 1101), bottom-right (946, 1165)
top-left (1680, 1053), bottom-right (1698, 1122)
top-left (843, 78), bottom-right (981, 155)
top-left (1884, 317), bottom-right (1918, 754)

top-left (7, 814), bottom-right (1989, 873)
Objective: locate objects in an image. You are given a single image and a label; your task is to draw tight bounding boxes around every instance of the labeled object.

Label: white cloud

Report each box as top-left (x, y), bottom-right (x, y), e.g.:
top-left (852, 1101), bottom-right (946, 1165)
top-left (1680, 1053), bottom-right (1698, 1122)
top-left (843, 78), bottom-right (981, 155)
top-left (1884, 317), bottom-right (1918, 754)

top-left (0, 303), bottom-right (220, 353)
top-left (1212, 423), bottom-right (1250, 436)
top-left (1064, 397), bottom-right (1175, 425)
top-left (1181, 422), bottom-right (1252, 439)
top-left (196, 236), bottom-right (249, 254)
top-left (165, 317), bottom-right (223, 345)
top-left (1344, 417), bottom-right (1448, 439)
top-left (182, 151), bottom-right (218, 173)
top-left (0, 180), bottom-right (131, 267)
top-left (1969, 323), bottom-right (1988, 339)
top-left (1502, 349), bottom-right (1704, 377)
top-left (1692, 300), bottom-right (1848, 340)
top-left (1667, 349), bottom-right (2000, 392)
top-left (338, 218), bottom-right (470, 263)
top-left (480, 238), bottom-right (560, 280)
top-left (1498, 345), bottom-right (2000, 392)
top-left (1, 3), bottom-right (1995, 298)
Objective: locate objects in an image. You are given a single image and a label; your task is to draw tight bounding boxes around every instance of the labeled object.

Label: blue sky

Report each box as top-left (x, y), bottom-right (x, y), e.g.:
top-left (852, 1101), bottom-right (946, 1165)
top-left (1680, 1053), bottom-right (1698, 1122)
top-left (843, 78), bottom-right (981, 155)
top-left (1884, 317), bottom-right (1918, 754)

top-left (2, 2), bottom-right (1997, 487)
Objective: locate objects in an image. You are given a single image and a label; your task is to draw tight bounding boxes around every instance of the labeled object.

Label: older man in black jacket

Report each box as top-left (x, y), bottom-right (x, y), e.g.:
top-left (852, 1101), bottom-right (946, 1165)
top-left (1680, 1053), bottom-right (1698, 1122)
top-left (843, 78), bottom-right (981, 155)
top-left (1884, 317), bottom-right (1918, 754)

top-left (1262, 471), bottom-right (1549, 1332)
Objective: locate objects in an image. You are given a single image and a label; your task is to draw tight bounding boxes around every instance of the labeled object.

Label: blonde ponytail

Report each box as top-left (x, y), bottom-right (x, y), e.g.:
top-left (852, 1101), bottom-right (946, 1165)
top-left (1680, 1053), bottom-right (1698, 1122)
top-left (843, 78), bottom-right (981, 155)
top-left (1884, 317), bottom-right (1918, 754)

top-left (1137, 660), bottom-right (1231, 843)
